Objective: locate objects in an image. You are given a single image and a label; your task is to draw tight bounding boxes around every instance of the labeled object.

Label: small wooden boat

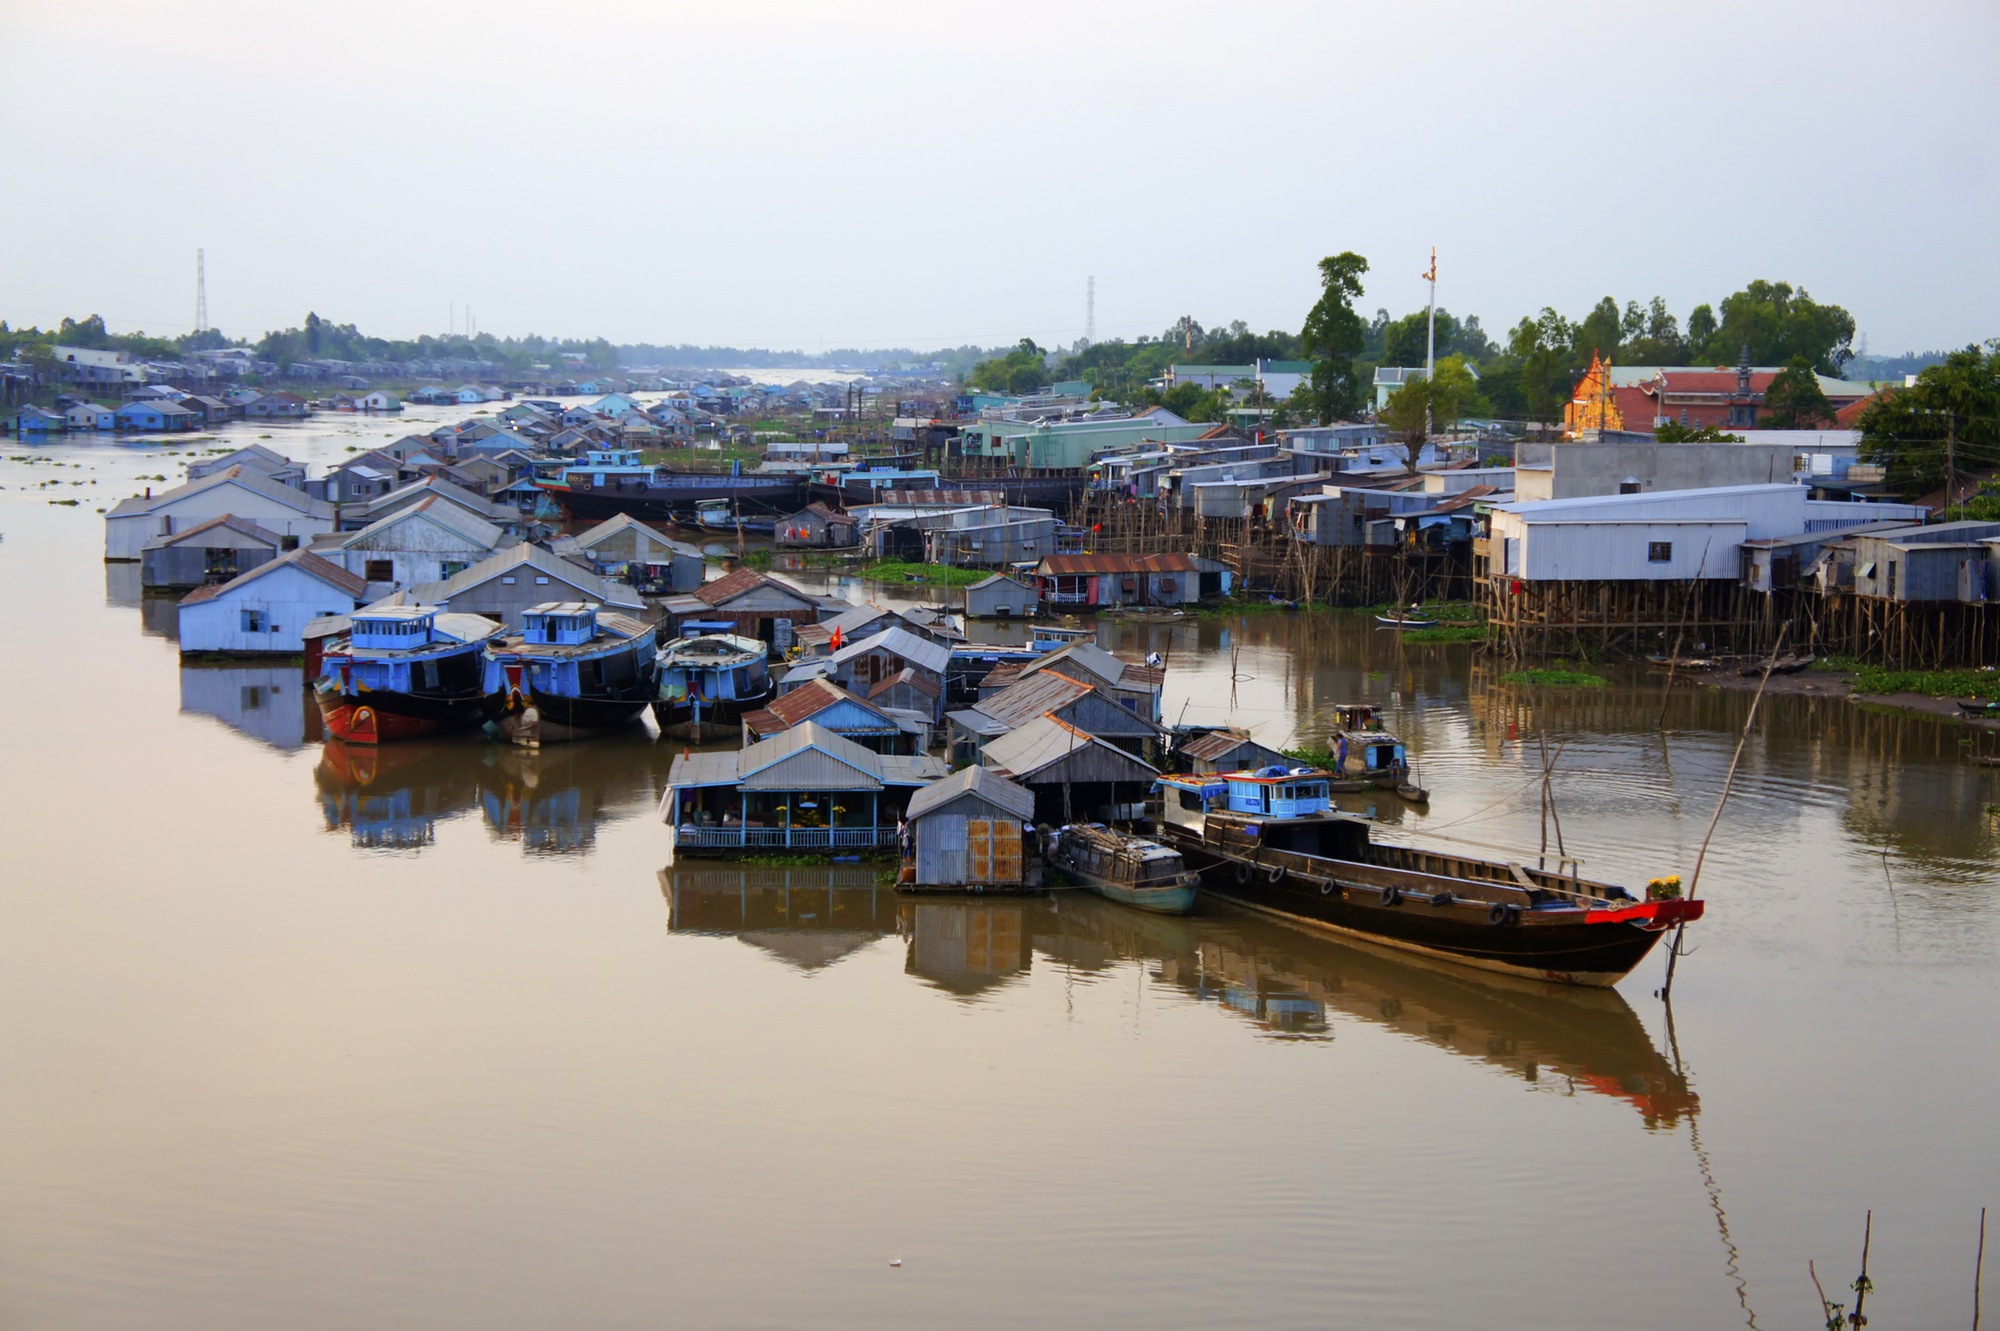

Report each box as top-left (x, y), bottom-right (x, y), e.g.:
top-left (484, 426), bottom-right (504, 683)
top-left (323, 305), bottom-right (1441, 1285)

top-left (1323, 703), bottom-right (1416, 791)
top-left (1396, 782), bottom-right (1431, 804)
top-left (1050, 823), bottom-right (1199, 914)
top-left (1737, 653), bottom-right (1815, 677)
top-left (1376, 612), bottom-right (1438, 629)
top-left (1955, 699), bottom-right (2000, 716)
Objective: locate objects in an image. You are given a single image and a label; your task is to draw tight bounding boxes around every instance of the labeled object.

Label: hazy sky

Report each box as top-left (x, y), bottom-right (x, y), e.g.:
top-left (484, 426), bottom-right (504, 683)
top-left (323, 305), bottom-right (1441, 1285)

top-left (6, 0), bottom-right (1996, 355)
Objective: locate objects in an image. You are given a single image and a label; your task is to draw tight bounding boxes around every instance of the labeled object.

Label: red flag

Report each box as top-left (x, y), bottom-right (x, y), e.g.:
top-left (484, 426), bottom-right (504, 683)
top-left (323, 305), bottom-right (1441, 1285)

top-left (830, 625), bottom-right (843, 651)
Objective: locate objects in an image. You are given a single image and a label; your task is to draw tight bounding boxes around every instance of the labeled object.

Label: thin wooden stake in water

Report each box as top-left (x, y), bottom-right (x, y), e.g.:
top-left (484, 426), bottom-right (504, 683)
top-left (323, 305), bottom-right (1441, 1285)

top-left (1976, 1205), bottom-right (1987, 1331)
top-left (1853, 1209), bottom-right (1873, 1330)
top-left (1663, 625), bottom-right (1788, 1000)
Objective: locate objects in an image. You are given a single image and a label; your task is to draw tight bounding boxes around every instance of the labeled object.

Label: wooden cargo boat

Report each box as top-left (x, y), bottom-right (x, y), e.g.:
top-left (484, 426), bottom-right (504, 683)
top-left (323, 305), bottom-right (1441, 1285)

top-left (314, 605), bottom-right (502, 743)
top-left (482, 602), bottom-right (659, 745)
top-left (1050, 823), bottom-right (1199, 914)
top-left (1151, 766), bottom-right (1699, 987)
top-left (1322, 703), bottom-right (1425, 798)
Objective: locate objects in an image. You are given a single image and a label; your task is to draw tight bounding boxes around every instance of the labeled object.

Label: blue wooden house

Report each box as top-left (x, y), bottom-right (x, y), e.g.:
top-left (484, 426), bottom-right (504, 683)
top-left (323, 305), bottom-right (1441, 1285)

top-left (15, 405), bottom-right (68, 432)
top-left (115, 400), bottom-right (200, 432)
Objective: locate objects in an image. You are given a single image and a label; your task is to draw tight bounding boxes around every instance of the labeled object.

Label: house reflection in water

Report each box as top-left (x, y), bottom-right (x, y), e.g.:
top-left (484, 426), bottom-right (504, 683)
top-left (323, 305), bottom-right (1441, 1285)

top-left (660, 865), bottom-right (901, 972)
top-left (314, 741), bottom-right (482, 851)
top-left (903, 902), bottom-right (1034, 998)
top-left (180, 665), bottom-right (316, 751)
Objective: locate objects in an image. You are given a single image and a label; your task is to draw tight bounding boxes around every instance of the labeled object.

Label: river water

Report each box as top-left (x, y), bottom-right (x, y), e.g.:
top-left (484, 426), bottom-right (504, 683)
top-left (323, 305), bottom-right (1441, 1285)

top-left (2, 406), bottom-right (1995, 1329)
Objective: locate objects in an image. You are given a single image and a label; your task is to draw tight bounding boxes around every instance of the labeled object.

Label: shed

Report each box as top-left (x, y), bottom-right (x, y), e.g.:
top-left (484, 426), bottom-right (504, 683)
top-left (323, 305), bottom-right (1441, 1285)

top-left (566, 512), bottom-right (704, 595)
top-left (774, 502), bottom-right (860, 549)
top-left (905, 766), bottom-right (1036, 889)
top-left (963, 573), bottom-right (1040, 620)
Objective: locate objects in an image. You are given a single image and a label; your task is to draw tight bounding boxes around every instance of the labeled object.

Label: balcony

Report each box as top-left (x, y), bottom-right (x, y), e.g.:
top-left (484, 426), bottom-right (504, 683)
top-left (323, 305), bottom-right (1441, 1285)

top-left (675, 826), bottom-right (895, 850)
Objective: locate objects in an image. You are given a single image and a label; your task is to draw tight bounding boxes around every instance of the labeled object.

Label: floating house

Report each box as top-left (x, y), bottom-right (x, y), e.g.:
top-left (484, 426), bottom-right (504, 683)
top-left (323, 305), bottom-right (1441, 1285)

top-left (177, 549), bottom-right (368, 656)
top-left (14, 405), bottom-right (68, 432)
top-left (1007, 642), bottom-right (1165, 722)
top-left (658, 568), bottom-right (832, 652)
top-left (905, 765), bottom-right (1037, 891)
top-left (336, 476), bottom-right (522, 536)
top-left (820, 627), bottom-right (953, 725)
top-left (186, 444), bottom-right (307, 489)
top-left (105, 465), bottom-right (337, 561)
top-left (140, 514), bottom-right (285, 590)
top-left (560, 512), bottom-right (704, 596)
top-left (740, 677), bottom-right (931, 753)
top-left (792, 603), bottom-right (901, 657)
top-left (774, 502), bottom-right (860, 549)
top-left (309, 496), bottom-right (515, 592)
top-left (114, 400), bottom-right (201, 432)
top-left (389, 544), bottom-right (643, 630)
top-left (963, 573), bottom-right (1040, 620)
top-left (980, 714), bottom-right (1161, 826)
top-left (659, 721), bottom-right (948, 863)
top-left (64, 402), bottom-right (118, 431)
top-left (947, 669), bottom-right (1165, 767)
top-left (241, 391), bottom-right (310, 419)
top-left (1033, 552), bottom-right (1226, 608)
top-left (1178, 730), bottom-right (1290, 776)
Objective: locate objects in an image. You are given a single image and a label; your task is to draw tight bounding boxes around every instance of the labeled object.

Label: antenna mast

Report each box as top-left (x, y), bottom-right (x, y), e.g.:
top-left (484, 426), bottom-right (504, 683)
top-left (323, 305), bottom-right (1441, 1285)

top-left (1084, 276), bottom-right (1095, 346)
top-left (195, 248), bottom-right (207, 333)
top-left (1421, 246), bottom-right (1437, 445)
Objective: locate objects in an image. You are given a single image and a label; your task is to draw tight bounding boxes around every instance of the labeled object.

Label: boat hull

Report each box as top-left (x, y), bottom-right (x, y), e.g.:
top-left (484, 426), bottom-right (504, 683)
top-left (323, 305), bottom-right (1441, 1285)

top-left (651, 688), bottom-right (769, 739)
top-left (314, 682), bottom-right (489, 744)
top-left (486, 690), bottom-right (653, 745)
top-left (545, 477), bottom-right (805, 522)
top-left (1162, 835), bottom-right (1691, 987)
top-left (1075, 877), bottom-right (1198, 915)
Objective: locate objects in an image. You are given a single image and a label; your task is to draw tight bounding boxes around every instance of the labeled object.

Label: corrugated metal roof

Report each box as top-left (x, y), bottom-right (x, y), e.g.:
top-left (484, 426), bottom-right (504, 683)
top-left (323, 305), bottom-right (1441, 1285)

top-left (982, 714), bottom-right (1157, 783)
top-left (106, 464), bottom-right (334, 520)
top-left (400, 544), bottom-right (643, 612)
top-left (1037, 553), bottom-right (1200, 575)
top-left (878, 754), bottom-right (950, 787)
top-left (737, 721), bottom-right (887, 791)
top-left (695, 567), bottom-right (816, 606)
top-left (827, 626), bottom-right (951, 676)
top-left (907, 765), bottom-right (1036, 822)
top-left (946, 707), bottom-right (1011, 738)
top-left (766, 678), bottom-right (890, 728)
top-left (183, 546), bottom-right (367, 603)
top-left (975, 671), bottom-right (1092, 729)
top-left (139, 514), bottom-right (284, 550)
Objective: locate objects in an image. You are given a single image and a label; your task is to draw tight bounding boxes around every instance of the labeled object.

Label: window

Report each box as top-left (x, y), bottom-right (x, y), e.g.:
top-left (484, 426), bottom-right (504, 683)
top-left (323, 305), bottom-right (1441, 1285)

top-left (1178, 789), bottom-right (1205, 811)
top-left (240, 608), bottom-right (266, 633)
top-left (364, 560), bottom-right (394, 582)
top-left (1619, 480), bottom-right (1642, 495)
top-left (534, 575), bottom-right (550, 585)
top-left (441, 561), bottom-right (468, 578)
top-left (1648, 541), bottom-right (1673, 563)
top-left (1887, 560), bottom-right (1898, 597)
top-left (501, 575), bottom-right (517, 585)
top-left (281, 535), bottom-right (299, 551)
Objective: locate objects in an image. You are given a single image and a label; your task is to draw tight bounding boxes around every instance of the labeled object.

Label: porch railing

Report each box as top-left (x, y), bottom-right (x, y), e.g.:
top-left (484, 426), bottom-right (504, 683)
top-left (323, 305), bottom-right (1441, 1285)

top-left (676, 826), bottom-right (894, 849)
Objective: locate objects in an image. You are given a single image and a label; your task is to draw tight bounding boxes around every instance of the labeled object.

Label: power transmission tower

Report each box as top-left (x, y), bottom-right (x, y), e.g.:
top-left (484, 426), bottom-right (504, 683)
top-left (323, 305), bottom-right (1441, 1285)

top-left (195, 248), bottom-right (207, 333)
top-left (1084, 276), bottom-right (1095, 346)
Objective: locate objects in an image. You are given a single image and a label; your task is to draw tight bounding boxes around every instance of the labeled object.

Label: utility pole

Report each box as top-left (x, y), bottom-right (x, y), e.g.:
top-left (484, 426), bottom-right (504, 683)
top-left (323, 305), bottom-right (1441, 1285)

top-left (194, 249), bottom-right (207, 334)
top-left (1946, 413), bottom-right (1957, 512)
top-left (1084, 276), bottom-right (1095, 347)
top-left (1421, 247), bottom-right (1437, 444)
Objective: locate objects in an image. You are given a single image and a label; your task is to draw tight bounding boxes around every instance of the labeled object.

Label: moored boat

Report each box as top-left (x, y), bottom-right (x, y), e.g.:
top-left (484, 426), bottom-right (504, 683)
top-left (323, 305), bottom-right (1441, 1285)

top-left (1322, 703), bottom-right (1415, 792)
top-left (314, 605), bottom-right (502, 743)
top-left (538, 449), bottom-right (804, 522)
top-left (482, 602), bottom-right (659, 746)
top-left (653, 633), bottom-right (773, 738)
top-left (1050, 822), bottom-right (1199, 914)
top-left (1151, 766), bottom-right (1700, 987)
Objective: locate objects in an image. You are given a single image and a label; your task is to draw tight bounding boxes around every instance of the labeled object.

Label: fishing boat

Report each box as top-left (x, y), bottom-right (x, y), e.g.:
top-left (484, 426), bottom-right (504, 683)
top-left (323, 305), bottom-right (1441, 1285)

top-left (653, 633), bottom-right (773, 738)
top-left (1376, 610), bottom-right (1439, 629)
top-left (482, 602), bottom-right (660, 746)
top-left (537, 449), bottom-right (804, 522)
top-left (806, 461), bottom-right (945, 508)
top-left (694, 497), bottom-right (776, 534)
top-left (1050, 823), bottom-right (1200, 914)
top-left (1323, 703), bottom-right (1425, 798)
top-left (1737, 653), bottom-right (1816, 677)
top-left (1150, 766), bottom-right (1700, 987)
top-left (314, 605), bottom-right (502, 743)
top-left (1954, 698), bottom-right (2000, 716)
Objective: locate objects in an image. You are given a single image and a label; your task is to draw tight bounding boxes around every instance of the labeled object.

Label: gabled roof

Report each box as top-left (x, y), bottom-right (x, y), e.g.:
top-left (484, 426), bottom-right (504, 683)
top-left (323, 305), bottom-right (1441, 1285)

top-left (966, 572), bottom-right (1034, 592)
top-left (693, 567), bottom-right (818, 608)
top-left (320, 494), bottom-right (511, 552)
top-left (973, 669), bottom-right (1093, 729)
top-left (180, 548), bottom-right (366, 605)
top-left (401, 543), bottom-right (643, 611)
top-left (1181, 730), bottom-right (1282, 763)
top-left (104, 464), bottom-right (334, 520)
top-left (982, 714), bottom-right (1159, 783)
top-left (349, 475), bottom-right (516, 524)
top-left (1022, 641), bottom-right (1162, 691)
top-left (139, 514), bottom-right (284, 551)
top-left (867, 666), bottom-right (941, 701)
top-left (572, 511), bottom-right (701, 558)
top-left (906, 764), bottom-right (1036, 822)
top-left (826, 625), bottom-right (952, 676)
top-left (763, 677), bottom-right (895, 729)
top-left (736, 722), bottom-right (891, 791)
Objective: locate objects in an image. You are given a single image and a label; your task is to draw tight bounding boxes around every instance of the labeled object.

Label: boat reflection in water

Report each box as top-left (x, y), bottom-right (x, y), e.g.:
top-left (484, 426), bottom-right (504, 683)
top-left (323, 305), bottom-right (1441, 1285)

top-left (478, 744), bottom-right (645, 856)
top-left (314, 740), bottom-right (483, 850)
top-left (1045, 894), bottom-right (1697, 1128)
top-left (656, 866), bottom-right (1694, 1128)
top-left (660, 865), bottom-right (902, 972)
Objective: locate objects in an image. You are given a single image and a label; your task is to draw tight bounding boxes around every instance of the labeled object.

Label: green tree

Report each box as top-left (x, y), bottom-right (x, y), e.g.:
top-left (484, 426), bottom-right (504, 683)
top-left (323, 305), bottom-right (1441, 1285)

top-left (1761, 356), bottom-right (1835, 428)
top-left (1686, 304), bottom-right (1717, 353)
top-left (1698, 280), bottom-right (1855, 372)
top-left (1655, 421), bottom-right (1745, 443)
top-left (1574, 296), bottom-right (1622, 361)
top-left (968, 339), bottom-right (1050, 395)
top-left (1508, 308), bottom-right (1575, 432)
top-left (1857, 341), bottom-right (2000, 499)
top-left (1375, 355), bottom-right (1491, 458)
top-left (1300, 251), bottom-right (1370, 424)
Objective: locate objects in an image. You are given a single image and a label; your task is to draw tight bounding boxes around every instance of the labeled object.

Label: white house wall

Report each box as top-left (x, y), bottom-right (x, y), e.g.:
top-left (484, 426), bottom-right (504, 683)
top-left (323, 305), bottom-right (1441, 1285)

top-left (106, 488), bottom-right (334, 560)
top-left (178, 566), bottom-right (362, 653)
top-left (1510, 519), bottom-right (1747, 581)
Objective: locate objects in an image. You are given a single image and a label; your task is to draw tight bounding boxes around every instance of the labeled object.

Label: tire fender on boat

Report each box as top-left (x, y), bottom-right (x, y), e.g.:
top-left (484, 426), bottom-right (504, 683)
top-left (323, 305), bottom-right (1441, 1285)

top-left (1488, 902), bottom-right (1520, 927)
top-left (1232, 861), bottom-right (1253, 887)
top-left (1263, 863), bottom-right (1285, 885)
top-left (1380, 886), bottom-right (1402, 907)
